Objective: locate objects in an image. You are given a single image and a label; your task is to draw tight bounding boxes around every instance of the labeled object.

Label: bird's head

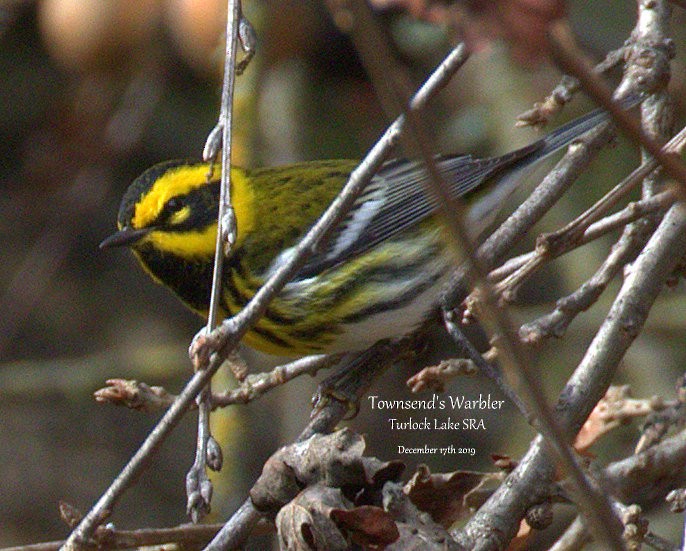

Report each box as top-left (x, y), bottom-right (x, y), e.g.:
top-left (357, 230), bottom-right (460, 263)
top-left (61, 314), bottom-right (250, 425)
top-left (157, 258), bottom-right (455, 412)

top-left (100, 160), bottom-right (222, 260)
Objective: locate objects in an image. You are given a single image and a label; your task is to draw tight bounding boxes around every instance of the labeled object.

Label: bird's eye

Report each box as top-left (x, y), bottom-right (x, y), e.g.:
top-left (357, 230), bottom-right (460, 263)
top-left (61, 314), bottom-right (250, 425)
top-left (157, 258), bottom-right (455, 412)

top-left (166, 197), bottom-right (182, 211)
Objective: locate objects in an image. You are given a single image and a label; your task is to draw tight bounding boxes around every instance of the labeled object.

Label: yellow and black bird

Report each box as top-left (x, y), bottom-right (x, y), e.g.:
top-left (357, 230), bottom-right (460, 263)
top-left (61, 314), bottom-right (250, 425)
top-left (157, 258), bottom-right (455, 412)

top-left (101, 105), bottom-right (619, 356)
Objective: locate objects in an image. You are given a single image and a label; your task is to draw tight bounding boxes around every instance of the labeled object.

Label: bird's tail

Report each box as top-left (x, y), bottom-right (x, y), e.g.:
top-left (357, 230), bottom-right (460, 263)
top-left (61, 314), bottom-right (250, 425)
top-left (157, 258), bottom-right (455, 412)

top-left (537, 93), bottom-right (644, 159)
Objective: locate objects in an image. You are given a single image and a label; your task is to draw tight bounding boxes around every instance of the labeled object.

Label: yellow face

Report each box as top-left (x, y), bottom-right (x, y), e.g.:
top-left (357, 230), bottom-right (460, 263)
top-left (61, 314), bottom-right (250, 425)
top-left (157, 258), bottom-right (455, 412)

top-left (141, 222), bottom-right (219, 259)
top-left (124, 164), bottom-right (255, 261)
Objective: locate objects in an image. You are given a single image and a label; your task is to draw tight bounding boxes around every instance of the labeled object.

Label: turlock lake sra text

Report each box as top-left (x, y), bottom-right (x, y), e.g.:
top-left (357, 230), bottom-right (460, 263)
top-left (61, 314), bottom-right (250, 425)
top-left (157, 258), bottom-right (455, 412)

top-left (389, 417), bottom-right (487, 431)
top-left (367, 393), bottom-right (505, 411)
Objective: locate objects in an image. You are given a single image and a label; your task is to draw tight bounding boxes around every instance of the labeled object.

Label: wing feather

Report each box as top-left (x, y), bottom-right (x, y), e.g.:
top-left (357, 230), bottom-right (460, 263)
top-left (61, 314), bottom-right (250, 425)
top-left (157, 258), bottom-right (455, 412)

top-left (294, 142), bottom-right (542, 279)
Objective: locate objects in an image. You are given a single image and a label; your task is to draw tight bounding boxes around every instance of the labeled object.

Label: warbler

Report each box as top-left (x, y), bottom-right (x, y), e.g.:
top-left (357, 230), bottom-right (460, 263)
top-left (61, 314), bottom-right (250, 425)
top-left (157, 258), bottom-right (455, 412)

top-left (101, 105), bottom-right (621, 356)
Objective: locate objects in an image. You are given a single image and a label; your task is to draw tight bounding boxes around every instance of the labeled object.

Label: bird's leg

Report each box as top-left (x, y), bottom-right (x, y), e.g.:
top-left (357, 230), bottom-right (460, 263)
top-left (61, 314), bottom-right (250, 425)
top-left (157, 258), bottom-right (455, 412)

top-left (312, 339), bottom-right (415, 420)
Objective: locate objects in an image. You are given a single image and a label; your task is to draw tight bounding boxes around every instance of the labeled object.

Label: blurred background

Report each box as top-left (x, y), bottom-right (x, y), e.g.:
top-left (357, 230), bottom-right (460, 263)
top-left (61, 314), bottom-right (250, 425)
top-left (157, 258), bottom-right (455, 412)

top-left (1, 0), bottom-right (686, 548)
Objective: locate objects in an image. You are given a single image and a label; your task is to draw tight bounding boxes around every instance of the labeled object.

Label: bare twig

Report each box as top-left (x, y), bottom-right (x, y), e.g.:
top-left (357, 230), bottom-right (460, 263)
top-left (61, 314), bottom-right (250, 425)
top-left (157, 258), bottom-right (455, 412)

top-left (492, 123), bottom-right (686, 303)
top-left (211, 353), bottom-right (341, 407)
top-left (406, 356), bottom-right (483, 393)
top-left (94, 379), bottom-right (175, 412)
top-left (487, 189), bottom-right (677, 285)
top-left (2, 523), bottom-right (234, 551)
top-left (442, 314), bottom-right (532, 422)
top-left (186, 0), bottom-right (249, 523)
top-left (93, 355), bottom-right (340, 413)
top-left (204, 0), bottom-right (243, 326)
top-left (516, 45), bottom-right (626, 127)
top-left (625, 0), bottom-right (675, 199)
top-left (519, 221), bottom-right (650, 345)
top-left (585, 189), bottom-right (676, 241)
top-left (515, 74), bottom-right (580, 127)
top-left (550, 22), bottom-right (686, 190)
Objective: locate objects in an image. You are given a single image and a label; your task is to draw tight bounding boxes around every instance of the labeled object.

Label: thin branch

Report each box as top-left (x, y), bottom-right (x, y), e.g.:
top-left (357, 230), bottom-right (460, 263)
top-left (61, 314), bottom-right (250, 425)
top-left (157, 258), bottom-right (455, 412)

top-left (2, 523), bottom-right (230, 551)
top-left (516, 45), bottom-right (626, 127)
top-left (443, 314), bottom-right (532, 422)
top-left (94, 379), bottom-right (176, 412)
top-left (211, 353), bottom-right (341, 407)
top-left (93, 355), bottom-right (339, 412)
top-left (487, 189), bottom-right (676, 285)
top-left (581, 189), bottom-right (675, 239)
top-left (206, 499), bottom-right (265, 551)
top-left (518, 221), bottom-right (650, 345)
top-left (186, 0), bottom-right (246, 523)
top-left (406, 356), bottom-right (482, 393)
top-left (206, 0), bottom-right (240, 328)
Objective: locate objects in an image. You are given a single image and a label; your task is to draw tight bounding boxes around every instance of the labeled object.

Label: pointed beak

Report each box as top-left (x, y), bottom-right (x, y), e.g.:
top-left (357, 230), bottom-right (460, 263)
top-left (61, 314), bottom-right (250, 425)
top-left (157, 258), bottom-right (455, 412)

top-left (99, 226), bottom-right (153, 249)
